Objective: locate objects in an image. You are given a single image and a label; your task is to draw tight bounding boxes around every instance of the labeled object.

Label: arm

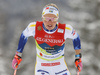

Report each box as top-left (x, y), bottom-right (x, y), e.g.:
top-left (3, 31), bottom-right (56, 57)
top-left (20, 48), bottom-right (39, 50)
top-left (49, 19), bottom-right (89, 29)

top-left (12, 31), bottom-right (28, 69)
top-left (65, 24), bottom-right (82, 72)
top-left (12, 22), bottom-right (36, 69)
top-left (17, 32), bottom-right (28, 53)
top-left (71, 29), bottom-right (83, 72)
top-left (65, 24), bottom-right (81, 51)
top-left (75, 49), bottom-right (81, 55)
top-left (17, 22), bottom-right (36, 53)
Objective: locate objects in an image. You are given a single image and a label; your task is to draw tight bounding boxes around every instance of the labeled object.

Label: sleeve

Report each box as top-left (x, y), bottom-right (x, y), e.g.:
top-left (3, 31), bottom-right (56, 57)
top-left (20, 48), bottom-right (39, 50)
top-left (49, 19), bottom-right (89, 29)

top-left (17, 22), bottom-right (36, 53)
top-left (64, 24), bottom-right (81, 50)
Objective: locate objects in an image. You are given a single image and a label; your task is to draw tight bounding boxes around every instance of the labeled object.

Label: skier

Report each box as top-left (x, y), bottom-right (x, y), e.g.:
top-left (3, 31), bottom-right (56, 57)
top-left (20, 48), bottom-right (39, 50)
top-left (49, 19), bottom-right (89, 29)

top-left (12, 3), bottom-right (83, 75)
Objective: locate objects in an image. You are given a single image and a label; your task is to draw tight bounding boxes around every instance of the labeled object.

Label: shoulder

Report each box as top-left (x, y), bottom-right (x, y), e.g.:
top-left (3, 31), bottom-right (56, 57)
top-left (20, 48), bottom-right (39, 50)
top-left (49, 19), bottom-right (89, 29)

top-left (28, 22), bottom-right (36, 28)
top-left (23, 22), bottom-right (36, 37)
top-left (65, 24), bottom-right (73, 31)
top-left (26, 22), bottom-right (36, 31)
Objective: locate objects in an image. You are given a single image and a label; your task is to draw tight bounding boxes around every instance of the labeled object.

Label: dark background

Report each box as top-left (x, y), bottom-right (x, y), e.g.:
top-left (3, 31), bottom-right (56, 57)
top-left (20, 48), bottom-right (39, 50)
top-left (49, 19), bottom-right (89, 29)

top-left (0, 0), bottom-right (100, 75)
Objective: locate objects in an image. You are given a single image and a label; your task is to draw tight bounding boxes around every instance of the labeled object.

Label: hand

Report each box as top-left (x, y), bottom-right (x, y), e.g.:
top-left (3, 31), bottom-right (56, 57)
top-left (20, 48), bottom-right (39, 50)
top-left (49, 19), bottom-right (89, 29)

top-left (12, 52), bottom-right (22, 69)
top-left (75, 58), bottom-right (83, 72)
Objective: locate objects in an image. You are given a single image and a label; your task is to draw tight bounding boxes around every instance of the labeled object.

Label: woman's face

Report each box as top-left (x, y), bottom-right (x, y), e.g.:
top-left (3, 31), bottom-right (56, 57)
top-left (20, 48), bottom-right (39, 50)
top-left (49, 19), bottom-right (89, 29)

top-left (42, 14), bottom-right (58, 30)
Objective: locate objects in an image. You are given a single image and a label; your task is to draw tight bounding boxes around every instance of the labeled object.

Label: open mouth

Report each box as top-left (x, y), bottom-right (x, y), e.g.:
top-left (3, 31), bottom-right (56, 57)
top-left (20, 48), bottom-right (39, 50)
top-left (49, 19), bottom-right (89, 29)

top-left (47, 25), bottom-right (52, 27)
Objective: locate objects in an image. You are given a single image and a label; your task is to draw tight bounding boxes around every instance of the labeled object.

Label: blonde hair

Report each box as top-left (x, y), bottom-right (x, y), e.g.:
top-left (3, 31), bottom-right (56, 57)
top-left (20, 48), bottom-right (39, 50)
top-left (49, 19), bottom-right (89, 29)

top-left (44, 3), bottom-right (59, 10)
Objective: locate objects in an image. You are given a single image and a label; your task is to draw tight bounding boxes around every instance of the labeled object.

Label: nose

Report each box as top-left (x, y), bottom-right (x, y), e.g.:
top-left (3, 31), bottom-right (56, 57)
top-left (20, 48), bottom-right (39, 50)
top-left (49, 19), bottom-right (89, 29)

top-left (47, 21), bottom-right (52, 24)
top-left (49, 19), bottom-right (52, 21)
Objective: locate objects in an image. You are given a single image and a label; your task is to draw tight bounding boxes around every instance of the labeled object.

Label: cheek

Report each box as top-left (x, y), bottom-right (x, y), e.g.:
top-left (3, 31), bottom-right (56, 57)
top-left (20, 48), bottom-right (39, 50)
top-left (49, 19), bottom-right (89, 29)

top-left (52, 22), bottom-right (57, 26)
top-left (43, 20), bottom-right (47, 24)
top-left (43, 21), bottom-right (48, 27)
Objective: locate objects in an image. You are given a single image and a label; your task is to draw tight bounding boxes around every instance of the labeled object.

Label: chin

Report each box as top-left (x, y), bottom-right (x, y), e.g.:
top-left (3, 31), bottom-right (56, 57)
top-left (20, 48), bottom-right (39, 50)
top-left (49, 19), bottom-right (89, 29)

top-left (48, 28), bottom-right (53, 30)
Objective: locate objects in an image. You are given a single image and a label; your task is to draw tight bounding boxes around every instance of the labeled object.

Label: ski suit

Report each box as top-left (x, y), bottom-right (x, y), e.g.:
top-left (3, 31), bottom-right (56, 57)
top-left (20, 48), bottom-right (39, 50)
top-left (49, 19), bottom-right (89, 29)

top-left (17, 21), bottom-right (81, 75)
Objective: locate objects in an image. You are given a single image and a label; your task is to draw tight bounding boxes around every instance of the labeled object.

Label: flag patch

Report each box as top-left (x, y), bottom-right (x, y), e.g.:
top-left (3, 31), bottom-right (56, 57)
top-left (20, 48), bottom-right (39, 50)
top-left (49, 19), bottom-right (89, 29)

top-left (58, 29), bottom-right (64, 33)
top-left (63, 73), bottom-right (67, 75)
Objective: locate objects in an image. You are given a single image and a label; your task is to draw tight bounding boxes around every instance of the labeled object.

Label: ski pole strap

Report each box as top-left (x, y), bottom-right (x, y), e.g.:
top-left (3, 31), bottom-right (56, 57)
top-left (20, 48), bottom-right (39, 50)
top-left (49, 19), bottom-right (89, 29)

top-left (75, 58), bottom-right (82, 72)
top-left (16, 51), bottom-right (22, 57)
top-left (14, 55), bottom-right (22, 68)
top-left (75, 53), bottom-right (82, 59)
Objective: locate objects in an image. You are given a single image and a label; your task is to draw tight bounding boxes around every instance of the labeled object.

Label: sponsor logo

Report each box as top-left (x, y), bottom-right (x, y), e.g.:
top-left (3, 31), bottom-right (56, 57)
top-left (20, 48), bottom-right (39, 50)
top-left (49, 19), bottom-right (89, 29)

top-left (63, 73), bottom-right (67, 75)
top-left (45, 7), bottom-right (49, 10)
top-left (41, 73), bottom-right (45, 75)
top-left (37, 70), bottom-right (49, 74)
top-left (37, 26), bottom-right (42, 31)
top-left (40, 52), bottom-right (43, 56)
top-left (73, 30), bottom-right (76, 36)
top-left (55, 69), bottom-right (67, 75)
top-left (72, 29), bottom-right (76, 36)
top-left (36, 37), bottom-right (64, 43)
top-left (45, 7), bottom-right (57, 11)
top-left (49, 10), bottom-right (53, 13)
top-left (42, 12), bottom-right (45, 15)
top-left (43, 53), bottom-right (62, 58)
top-left (41, 62), bottom-right (60, 66)
top-left (45, 47), bottom-right (54, 50)
top-left (44, 35), bottom-right (54, 38)
top-left (49, 8), bottom-right (58, 11)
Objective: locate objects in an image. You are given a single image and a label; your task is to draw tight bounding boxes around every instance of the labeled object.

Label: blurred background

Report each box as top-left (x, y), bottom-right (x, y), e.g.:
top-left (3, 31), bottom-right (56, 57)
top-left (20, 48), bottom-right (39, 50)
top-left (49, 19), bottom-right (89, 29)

top-left (0, 0), bottom-right (100, 75)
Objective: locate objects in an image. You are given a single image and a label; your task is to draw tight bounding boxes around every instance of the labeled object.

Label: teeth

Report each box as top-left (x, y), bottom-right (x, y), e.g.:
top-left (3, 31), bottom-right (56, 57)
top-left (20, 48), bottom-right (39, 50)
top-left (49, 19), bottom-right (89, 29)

top-left (48, 25), bottom-right (52, 26)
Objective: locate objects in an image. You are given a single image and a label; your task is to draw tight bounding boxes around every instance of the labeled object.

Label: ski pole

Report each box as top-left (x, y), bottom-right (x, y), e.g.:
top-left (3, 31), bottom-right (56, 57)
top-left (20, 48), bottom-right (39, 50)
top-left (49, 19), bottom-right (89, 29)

top-left (14, 69), bottom-right (17, 75)
top-left (77, 72), bottom-right (79, 75)
top-left (14, 64), bottom-right (18, 75)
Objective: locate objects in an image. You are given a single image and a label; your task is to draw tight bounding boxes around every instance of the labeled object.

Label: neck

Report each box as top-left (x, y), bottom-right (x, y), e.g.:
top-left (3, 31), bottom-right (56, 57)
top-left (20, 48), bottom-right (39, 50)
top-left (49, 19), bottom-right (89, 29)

top-left (43, 24), bottom-right (57, 32)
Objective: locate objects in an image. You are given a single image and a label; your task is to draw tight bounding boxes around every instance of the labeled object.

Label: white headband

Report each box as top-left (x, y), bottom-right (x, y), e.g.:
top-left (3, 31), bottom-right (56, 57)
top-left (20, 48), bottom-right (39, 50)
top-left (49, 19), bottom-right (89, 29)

top-left (42, 6), bottom-right (59, 17)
